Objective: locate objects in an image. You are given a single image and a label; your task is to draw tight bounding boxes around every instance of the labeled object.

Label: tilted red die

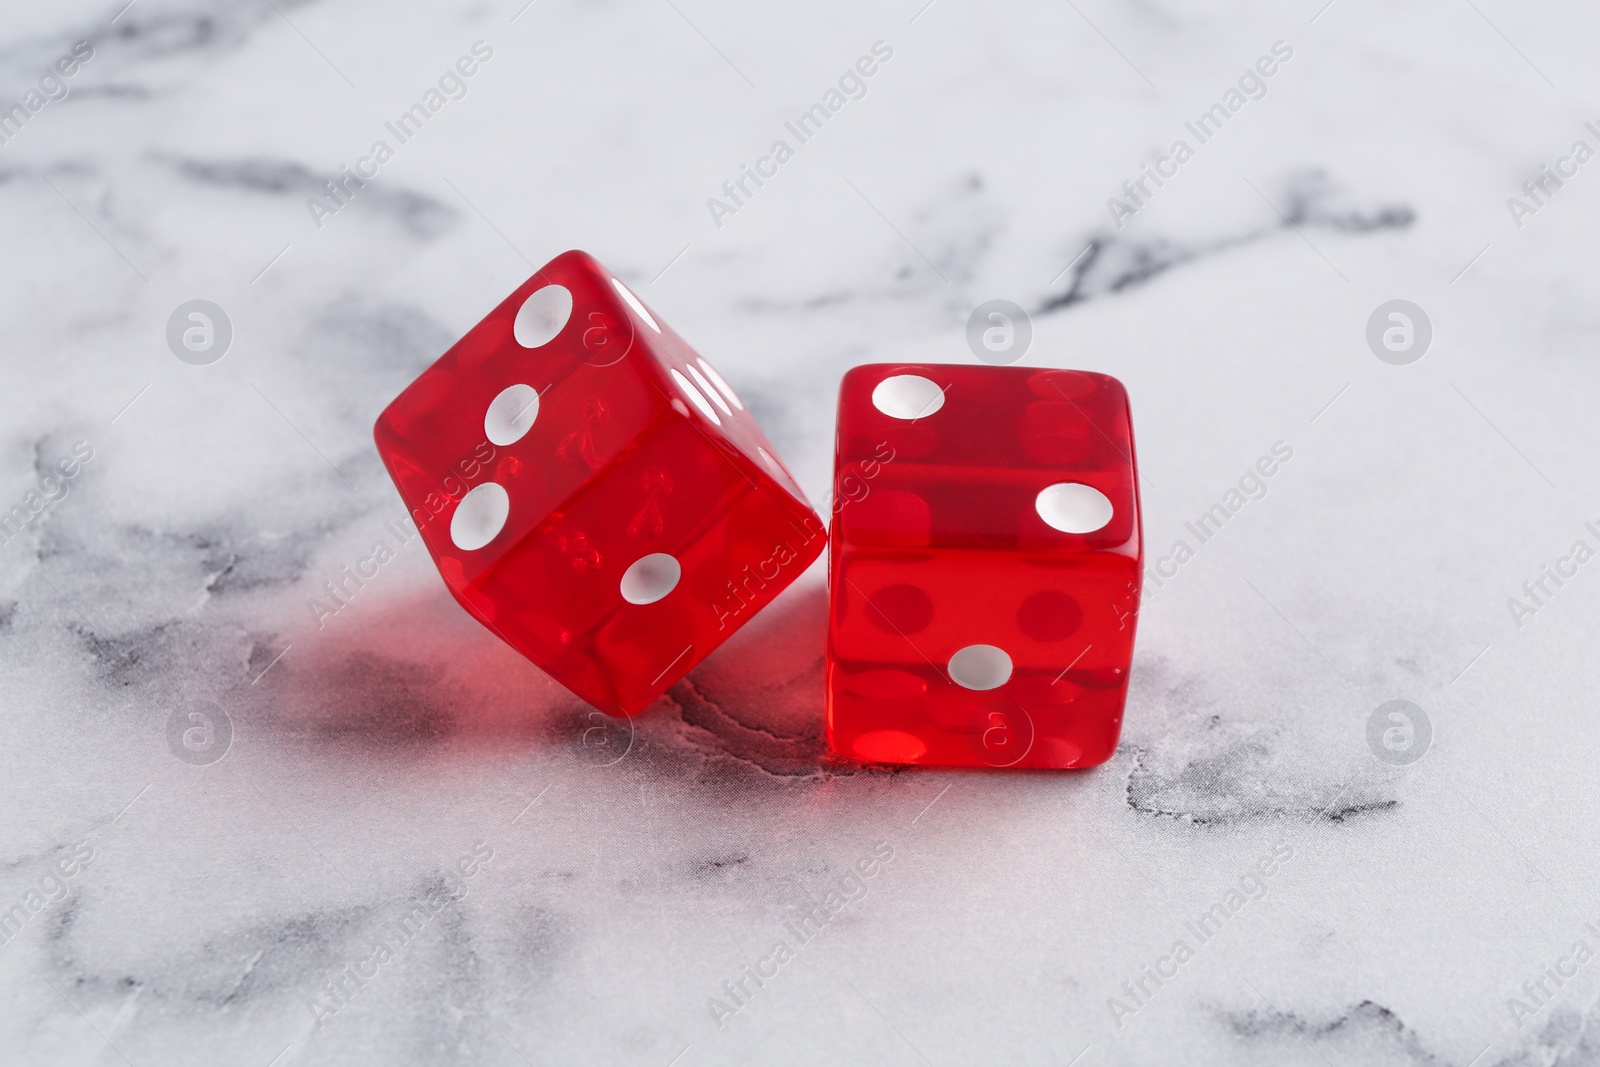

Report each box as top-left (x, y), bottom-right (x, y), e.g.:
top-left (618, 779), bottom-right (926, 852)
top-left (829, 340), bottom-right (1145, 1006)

top-left (375, 250), bottom-right (824, 716)
top-left (826, 364), bottom-right (1142, 768)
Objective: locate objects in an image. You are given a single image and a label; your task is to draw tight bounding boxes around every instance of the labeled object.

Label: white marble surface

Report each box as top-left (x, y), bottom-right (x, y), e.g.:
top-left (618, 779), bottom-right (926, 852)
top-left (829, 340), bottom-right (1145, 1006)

top-left (2, 0), bottom-right (1599, 1063)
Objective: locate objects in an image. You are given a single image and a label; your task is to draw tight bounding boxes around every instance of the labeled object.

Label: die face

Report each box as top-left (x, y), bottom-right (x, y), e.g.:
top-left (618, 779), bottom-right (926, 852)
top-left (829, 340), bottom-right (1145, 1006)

top-left (826, 363), bottom-right (1142, 769)
top-left (829, 553), bottom-right (1135, 768)
top-left (375, 250), bottom-right (823, 716)
top-left (457, 415), bottom-right (826, 715)
top-left (375, 250), bottom-right (667, 586)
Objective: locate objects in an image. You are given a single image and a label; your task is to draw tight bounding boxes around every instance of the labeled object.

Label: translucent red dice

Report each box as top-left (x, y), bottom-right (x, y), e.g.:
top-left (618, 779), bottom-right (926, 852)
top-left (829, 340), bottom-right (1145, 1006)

top-left (826, 364), bottom-right (1142, 768)
top-left (375, 250), bottom-right (824, 716)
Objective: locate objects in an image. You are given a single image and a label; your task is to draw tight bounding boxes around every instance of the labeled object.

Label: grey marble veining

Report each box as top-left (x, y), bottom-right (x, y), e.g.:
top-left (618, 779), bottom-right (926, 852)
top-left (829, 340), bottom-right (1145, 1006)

top-left (2, 0), bottom-right (1599, 1064)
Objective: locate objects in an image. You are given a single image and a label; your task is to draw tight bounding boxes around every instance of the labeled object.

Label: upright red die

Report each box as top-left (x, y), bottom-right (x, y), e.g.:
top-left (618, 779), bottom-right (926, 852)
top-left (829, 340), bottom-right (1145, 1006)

top-left (826, 364), bottom-right (1142, 768)
top-left (375, 250), bottom-right (824, 716)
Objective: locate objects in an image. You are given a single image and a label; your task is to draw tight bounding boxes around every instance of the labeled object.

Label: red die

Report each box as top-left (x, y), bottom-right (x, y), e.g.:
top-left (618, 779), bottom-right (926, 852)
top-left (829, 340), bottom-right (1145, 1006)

top-left (375, 250), bottom-right (824, 716)
top-left (826, 364), bottom-right (1142, 768)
